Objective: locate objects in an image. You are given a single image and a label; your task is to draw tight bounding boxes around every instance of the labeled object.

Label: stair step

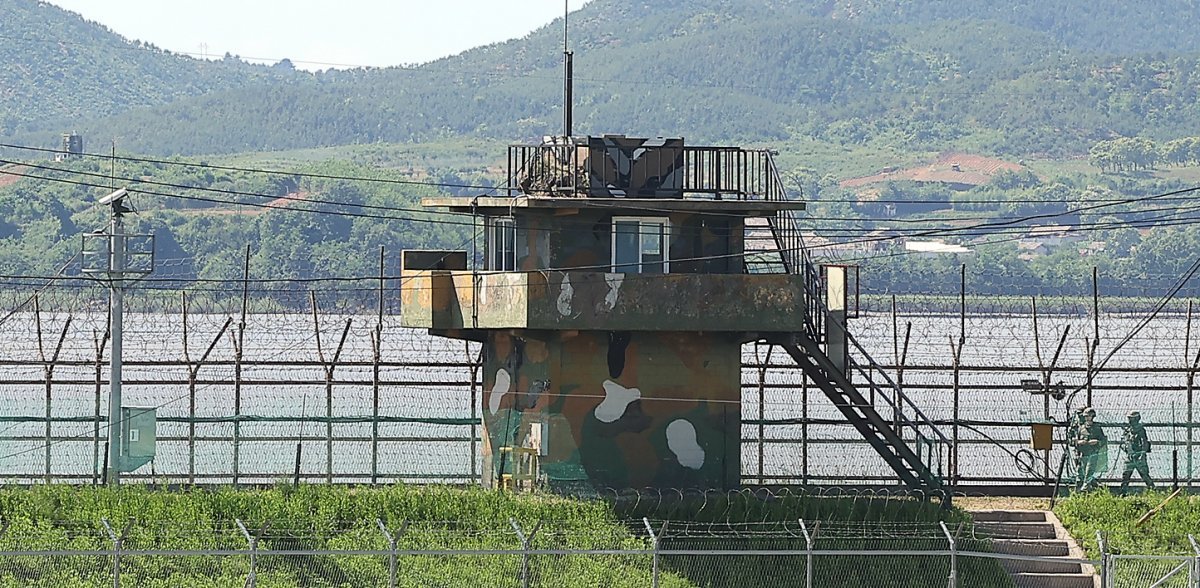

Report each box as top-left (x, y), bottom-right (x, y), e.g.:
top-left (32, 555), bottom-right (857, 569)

top-left (972, 510), bottom-right (1049, 523)
top-left (1000, 558), bottom-right (1083, 575)
top-left (1011, 573), bottom-right (1095, 588)
top-left (991, 540), bottom-right (1070, 557)
top-left (975, 522), bottom-right (1057, 539)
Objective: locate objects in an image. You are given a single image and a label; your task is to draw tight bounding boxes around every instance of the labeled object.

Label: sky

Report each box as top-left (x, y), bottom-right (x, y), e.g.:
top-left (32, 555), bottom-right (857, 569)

top-left (44, 1), bottom-right (592, 70)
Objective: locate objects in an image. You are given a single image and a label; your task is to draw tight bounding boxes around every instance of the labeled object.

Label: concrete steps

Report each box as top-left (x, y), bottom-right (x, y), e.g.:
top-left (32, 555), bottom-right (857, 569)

top-left (1011, 573), bottom-right (1096, 588)
top-left (969, 509), bottom-right (1098, 588)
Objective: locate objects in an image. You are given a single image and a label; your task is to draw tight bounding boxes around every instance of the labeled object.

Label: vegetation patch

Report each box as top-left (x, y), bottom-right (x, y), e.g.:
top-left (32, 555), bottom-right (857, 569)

top-left (0, 486), bottom-right (1018, 587)
top-left (1055, 490), bottom-right (1200, 555)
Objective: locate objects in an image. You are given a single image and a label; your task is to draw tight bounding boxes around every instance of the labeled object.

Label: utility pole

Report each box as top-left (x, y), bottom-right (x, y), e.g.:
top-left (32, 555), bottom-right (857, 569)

top-left (83, 188), bottom-right (153, 485)
top-left (563, 0), bottom-right (573, 137)
top-left (106, 192), bottom-right (126, 485)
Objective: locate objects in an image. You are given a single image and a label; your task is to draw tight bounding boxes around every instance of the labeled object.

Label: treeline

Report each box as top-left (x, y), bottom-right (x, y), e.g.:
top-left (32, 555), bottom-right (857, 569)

top-left (0, 157), bottom-right (472, 285)
top-left (799, 165), bottom-right (1198, 297)
top-left (1089, 136), bottom-right (1200, 172)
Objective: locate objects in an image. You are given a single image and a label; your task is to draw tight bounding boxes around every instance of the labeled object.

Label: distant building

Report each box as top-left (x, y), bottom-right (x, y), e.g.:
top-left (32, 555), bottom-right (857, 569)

top-left (54, 132), bottom-right (83, 162)
top-left (1019, 224), bottom-right (1085, 255)
top-left (1017, 241), bottom-right (1050, 261)
top-left (904, 240), bottom-right (972, 255)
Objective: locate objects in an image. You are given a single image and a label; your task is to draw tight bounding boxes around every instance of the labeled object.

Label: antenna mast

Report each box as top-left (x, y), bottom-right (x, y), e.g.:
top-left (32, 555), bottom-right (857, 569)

top-left (563, 0), bottom-right (573, 137)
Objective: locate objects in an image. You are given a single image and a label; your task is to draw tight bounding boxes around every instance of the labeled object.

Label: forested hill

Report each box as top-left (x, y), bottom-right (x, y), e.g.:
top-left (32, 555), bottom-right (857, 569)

top-left (0, 0), bottom-right (300, 136)
top-left (7, 0), bottom-right (1200, 157)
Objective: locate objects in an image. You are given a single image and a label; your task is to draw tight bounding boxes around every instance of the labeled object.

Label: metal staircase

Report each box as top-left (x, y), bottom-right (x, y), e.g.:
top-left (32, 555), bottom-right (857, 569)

top-left (782, 334), bottom-right (949, 493)
top-left (751, 153), bottom-right (950, 494)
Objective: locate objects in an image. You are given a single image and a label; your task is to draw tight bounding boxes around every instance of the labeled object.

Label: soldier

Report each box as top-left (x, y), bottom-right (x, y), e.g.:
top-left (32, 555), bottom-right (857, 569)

top-left (1074, 407), bottom-right (1107, 491)
top-left (1067, 407), bottom-right (1086, 473)
top-left (1119, 411), bottom-right (1155, 493)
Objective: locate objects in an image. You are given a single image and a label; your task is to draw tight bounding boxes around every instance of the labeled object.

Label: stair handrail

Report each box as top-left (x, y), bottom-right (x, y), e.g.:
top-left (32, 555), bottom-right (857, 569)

top-left (843, 326), bottom-right (950, 444)
top-left (761, 154), bottom-right (827, 340)
top-left (762, 151), bottom-right (949, 484)
top-left (838, 324), bottom-right (951, 481)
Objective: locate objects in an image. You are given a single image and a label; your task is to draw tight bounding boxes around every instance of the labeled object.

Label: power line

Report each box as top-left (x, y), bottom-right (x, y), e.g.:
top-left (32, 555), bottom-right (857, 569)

top-left (8, 151), bottom-right (1200, 273)
top-left (0, 143), bottom-right (502, 192)
top-left (10, 153), bottom-right (1200, 239)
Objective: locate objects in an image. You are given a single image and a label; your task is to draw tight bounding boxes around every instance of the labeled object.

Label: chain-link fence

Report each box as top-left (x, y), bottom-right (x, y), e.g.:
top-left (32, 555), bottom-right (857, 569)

top-left (5, 261), bottom-right (1200, 490)
top-left (2, 517), bottom-right (1199, 587)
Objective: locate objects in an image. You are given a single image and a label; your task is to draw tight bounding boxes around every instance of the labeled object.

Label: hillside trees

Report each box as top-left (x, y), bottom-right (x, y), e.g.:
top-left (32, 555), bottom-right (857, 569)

top-left (1089, 137), bottom-right (1160, 172)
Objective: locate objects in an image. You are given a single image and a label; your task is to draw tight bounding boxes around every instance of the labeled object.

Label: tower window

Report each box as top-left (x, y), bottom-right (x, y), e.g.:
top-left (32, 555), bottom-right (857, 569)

top-left (488, 217), bottom-right (517, 271)
top-left (612, 217), bottom-right (669, 273)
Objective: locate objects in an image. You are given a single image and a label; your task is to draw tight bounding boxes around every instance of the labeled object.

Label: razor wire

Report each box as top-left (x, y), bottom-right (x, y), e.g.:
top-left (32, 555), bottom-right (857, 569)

top-left (4, 261), bottom-right (1200, 489)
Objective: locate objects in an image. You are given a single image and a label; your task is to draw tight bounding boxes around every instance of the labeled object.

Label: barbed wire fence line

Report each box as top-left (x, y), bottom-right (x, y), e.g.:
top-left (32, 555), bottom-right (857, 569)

top-left (0, 514), bottom-right (1195, 587)
top-left (2, 254), bottom-right (1200, 490)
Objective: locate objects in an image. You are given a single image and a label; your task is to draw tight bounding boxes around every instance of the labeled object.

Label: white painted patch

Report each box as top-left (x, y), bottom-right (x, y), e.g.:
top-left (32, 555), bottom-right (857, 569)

top-left (602, 273), bottom-right (624, 310)
top-left (594, 380), bottom-right (641, 423)
top-left (556, 275), bottom-right (574, 316)
top-left (666, 419), bottom-right (705, 470)
top-left (488, 368), bottom-right (512, 415)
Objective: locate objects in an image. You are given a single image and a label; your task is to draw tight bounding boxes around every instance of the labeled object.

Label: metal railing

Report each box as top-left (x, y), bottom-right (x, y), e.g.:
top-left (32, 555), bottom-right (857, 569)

top-left (841, 324), bottom-right (952, 484)
top-left (506, 142), bottom-right (781, 200)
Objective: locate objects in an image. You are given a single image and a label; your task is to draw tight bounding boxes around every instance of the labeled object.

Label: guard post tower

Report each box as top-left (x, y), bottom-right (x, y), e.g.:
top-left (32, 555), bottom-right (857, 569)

top-left (403, 135), bottom-right (949, 493)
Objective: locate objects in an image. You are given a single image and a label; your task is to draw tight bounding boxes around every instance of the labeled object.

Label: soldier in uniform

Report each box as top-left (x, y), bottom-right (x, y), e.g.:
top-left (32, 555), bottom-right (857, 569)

top-left (1067, 407), bottom-right (1086, 474)
top-left (1074, 407), bottom-right (1107, 491)
top-left (1119, 411), bottom-right (1155, 493)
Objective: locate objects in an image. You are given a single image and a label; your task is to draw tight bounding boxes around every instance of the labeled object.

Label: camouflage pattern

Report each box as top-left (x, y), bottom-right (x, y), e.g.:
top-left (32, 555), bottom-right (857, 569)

top-left (1066, 408), bottom-right (1085, 473)
top-left (513, 136), bottom-right (685, 199)
top-left (1073, 415), bottom-right (1107, 491)
top-left (585, 136), bottom-right (685, 198)
top-left (1119, 413), bottom-right (1155, 491)
top-left (480, 329), bottom-right (740, 490)
top-left (404, 135), bottom-right (808, 491)
top-left (514, 138), bottom-right (589, 196)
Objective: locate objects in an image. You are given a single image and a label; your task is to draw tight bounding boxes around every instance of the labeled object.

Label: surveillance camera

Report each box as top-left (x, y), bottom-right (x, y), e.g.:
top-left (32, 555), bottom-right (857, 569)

top-left (99, 188), bottom-right (128, 205)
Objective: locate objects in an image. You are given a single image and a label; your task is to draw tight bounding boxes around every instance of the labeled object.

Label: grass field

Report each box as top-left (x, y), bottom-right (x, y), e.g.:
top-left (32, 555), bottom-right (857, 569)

top-left (1056, 490), bottom-right (1200, 556)
top-left (0, 485), bottom-right (1017, 587)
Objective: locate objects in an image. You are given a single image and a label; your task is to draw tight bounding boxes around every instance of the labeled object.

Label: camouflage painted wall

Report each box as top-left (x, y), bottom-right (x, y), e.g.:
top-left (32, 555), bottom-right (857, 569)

top-left (585, 136), bottom-right (685, 198)
top-left (480, 329), bottom-right (740, 490)
top-left (487, 210), bottom-right (745, 274)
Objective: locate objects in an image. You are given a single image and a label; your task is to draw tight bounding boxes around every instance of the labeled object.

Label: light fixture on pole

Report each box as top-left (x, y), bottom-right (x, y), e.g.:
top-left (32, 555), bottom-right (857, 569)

top-left (81, 188), bottom-right (156, 484)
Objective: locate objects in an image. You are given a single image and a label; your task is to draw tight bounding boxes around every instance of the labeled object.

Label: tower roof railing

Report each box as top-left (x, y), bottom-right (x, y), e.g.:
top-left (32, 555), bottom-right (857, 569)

top-left (506, 140), bottom-right (787, 202)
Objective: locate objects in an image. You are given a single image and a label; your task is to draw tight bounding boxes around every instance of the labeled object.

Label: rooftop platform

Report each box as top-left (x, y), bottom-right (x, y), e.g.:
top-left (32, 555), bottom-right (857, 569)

top-left (421, 196), bottom-right (806, 215)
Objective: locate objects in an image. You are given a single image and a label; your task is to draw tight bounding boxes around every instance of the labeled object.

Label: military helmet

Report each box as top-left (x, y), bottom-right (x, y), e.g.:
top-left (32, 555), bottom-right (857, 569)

top-left (1127, 411), bottom-right (1141, 420)
top-left (1084, 407), bottom-right (1096, 416)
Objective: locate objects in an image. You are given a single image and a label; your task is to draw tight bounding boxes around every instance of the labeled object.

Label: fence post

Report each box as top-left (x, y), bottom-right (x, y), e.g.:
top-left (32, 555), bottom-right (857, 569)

top-left (234, 245), bottom-right (250, 487)
top-left (643, 517), bottom-right (660, 588)
top-left (510, 518), bottom-right (529, 588)
top-left (940, 521), bottom-right (956, 588)
top-left (93, 329), bottom-right (107, 485)
top-left (510, 518), bottom-right (541, 588)
top-left (800, 519), bottom-right (816, 588)
top-left (469, 344), bottom-right (481, 482)
top-left (237, 518), bottom-right (261, 588)
top-left (1097, 531), bottom-right (1108, 588)
top-left (371, 328), bottom-right (382, 485)
top-left (377, 519), bottom-right (401, 588)
top-left (1188, 534), bottom-right (1199, 588)
top-left (102, 518), bottom-right (132, 588)
top-left (372, 247), bottom-right (385, 485)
